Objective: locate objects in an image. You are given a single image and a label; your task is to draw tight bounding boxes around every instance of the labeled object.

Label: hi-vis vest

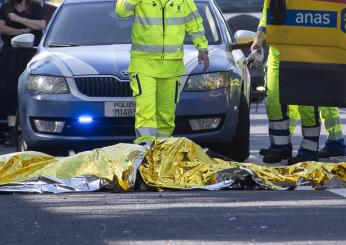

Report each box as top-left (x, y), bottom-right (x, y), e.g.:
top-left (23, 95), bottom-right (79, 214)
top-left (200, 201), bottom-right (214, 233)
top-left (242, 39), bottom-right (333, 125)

top-left (116, 0), bottom-right (208, 60)
top-left (265, 0), bottom-right (346, 107)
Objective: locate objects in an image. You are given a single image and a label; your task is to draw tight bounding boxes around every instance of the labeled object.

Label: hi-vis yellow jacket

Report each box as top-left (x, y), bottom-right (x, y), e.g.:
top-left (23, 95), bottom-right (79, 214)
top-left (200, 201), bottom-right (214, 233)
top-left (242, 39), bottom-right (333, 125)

top-left (116, 0), bottom-right (208, 60)
top-left (264, 0), bottom-right (346, 106)
top-left (265, 0), bottom-right (346, 65)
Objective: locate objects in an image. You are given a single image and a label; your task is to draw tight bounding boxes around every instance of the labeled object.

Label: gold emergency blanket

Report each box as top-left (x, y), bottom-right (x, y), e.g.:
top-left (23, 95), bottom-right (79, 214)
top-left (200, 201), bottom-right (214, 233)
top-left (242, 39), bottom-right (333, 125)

top-left (0, 137), bottom-right (345, 193)
top-left (139, 138), bottom-right (346, 190)
top-left (0, 144), bottom-right (145, 193)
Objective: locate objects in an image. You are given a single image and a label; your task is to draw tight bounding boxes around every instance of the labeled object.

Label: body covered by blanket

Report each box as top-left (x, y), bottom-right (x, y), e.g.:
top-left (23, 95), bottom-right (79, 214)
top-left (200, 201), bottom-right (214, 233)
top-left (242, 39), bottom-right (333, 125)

top-left (0, 138), bottom-right (345, 193)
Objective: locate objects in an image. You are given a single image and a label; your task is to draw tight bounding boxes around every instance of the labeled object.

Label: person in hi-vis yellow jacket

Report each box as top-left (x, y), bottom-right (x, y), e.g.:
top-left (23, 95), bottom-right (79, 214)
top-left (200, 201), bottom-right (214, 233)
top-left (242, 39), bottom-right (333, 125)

top-left (252, 0), bottom-right (320, 164)
top-left (116, 0), bottom-right (209, 145)
top-left (252, 0), bottom-right (346, 164)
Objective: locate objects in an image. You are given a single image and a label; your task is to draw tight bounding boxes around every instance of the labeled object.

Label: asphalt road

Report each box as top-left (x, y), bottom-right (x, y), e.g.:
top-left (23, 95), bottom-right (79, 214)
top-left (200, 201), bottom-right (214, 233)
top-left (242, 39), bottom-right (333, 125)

top-left (0, 103), bottom-right (346, 244)
top-left (1, 191), bottom-right (346, 245)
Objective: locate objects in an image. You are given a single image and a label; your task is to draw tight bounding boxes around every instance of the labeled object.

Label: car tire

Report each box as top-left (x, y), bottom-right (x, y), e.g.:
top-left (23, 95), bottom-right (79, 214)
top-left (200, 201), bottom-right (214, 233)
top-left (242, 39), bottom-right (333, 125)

top-left (15, 112), bottom-right (27, 152)
top-left (17, 133), bottom-right (68, 156)
top-left (17, 134), bottom-right (29, 152)
top-left (16, 118), bottom-right (68, 156)
top-left (16, 130), bottom-right (39, 153)
top-left (217, 93), bottom-right (250, 162)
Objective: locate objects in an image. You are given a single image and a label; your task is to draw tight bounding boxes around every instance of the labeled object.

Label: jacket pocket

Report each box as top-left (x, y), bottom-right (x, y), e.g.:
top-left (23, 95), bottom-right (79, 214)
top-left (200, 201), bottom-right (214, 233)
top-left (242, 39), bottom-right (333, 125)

top-left (174, 80), bottom-right (181, 103)
top-left (138, 0), bottom-right (158, 16)
top-left (166, 0), bottom-right (185, 18)
top-left (130, 74), bottom-right (142, 97)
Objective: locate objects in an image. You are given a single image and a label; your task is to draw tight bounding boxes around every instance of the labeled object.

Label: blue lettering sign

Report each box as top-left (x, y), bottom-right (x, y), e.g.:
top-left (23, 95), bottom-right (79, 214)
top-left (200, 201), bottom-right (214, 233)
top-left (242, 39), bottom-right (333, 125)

top-left (268, 9), bottom-right (338, 28)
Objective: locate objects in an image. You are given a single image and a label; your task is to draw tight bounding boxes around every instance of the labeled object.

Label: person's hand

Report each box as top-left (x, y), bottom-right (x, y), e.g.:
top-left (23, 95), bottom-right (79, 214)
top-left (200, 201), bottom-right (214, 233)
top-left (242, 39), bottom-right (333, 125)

top-left (251, 37), bottom-right (263, 53)
top-left (251, 31), bottom-right (266, 53)
top-left (246, 48), bottom-right (264, 69)
top-left (8, 13), bottom-right (23, 23)
top-left (198, 51), bottom-right (209, 71)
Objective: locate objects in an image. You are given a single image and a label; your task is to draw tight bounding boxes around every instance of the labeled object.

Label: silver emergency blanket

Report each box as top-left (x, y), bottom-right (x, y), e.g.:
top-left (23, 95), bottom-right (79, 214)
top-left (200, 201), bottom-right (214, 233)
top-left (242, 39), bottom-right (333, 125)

top-left (0, 138), bottom-right (345, 193)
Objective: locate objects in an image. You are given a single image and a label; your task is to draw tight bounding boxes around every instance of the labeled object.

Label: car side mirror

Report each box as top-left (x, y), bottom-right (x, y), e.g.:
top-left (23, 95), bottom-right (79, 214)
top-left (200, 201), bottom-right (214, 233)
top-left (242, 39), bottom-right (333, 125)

top-left (11, 34), bottom-right (35, 49)
top-left (231, 30), bottom-right (257, 49)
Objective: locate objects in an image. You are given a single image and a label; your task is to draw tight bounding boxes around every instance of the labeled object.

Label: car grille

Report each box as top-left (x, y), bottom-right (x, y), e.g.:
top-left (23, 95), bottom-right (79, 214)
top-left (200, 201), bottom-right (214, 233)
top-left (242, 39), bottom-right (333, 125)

top-left (74, 76), bottom-right (132, 97)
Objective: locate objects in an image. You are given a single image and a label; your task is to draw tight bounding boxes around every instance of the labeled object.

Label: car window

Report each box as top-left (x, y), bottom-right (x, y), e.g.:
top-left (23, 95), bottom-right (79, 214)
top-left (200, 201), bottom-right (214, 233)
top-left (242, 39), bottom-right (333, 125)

top-left (185, 3), bottom-right (221, 44)
top-left (44, 2), bottom-right (222, 46)
top-left (214, 0), bottom-right (264, 13)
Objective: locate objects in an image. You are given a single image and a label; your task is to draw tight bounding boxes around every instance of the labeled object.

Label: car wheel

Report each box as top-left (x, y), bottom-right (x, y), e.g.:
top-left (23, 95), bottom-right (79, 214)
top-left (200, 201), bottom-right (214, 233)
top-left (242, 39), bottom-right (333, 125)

top-left (17, 133), bottom-right (68, 156)
top-left (16, 128), bottom-right (68, 156)
top-left (16, 111), bottom-right (68, 156)
top-left (15, 111), bottom-right (33, 152)
top-left (16, 130), bottom-right (38, 153)
top-left (218, 93), bottom-right (250, 162)
top-left (17, 134), bottom-right (29, 152)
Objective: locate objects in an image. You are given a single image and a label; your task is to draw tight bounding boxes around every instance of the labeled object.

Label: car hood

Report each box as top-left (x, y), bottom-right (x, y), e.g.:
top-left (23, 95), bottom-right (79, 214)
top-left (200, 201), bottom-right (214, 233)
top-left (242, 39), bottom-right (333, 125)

top-left (29, 44), bottom-right (235, 78)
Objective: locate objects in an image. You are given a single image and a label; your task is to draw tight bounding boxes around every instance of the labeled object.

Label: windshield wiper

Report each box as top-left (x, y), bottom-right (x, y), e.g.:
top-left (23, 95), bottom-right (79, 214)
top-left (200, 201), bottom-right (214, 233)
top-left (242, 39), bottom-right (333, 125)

top-left (48, 43), bottom-right (79, 47)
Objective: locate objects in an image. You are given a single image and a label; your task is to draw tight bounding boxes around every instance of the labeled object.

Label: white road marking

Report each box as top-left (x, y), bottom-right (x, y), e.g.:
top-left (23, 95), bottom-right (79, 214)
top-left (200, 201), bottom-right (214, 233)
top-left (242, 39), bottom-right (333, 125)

top-left (114, 241), bottom-right (346, 245)
top-left (295, 186), bottom-right (314, 191)
top-left (328, 188), bottom-right (346, 198)
top-left (20, 199), bottom-right (346, 215)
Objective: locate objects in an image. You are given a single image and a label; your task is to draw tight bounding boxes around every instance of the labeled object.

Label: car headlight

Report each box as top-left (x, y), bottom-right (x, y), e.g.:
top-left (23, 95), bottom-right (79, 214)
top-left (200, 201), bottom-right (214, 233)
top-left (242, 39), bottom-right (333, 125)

top-left (184, 72), bottom-right (230, 92)
top-left (27, 75), bottom-right (69, 94)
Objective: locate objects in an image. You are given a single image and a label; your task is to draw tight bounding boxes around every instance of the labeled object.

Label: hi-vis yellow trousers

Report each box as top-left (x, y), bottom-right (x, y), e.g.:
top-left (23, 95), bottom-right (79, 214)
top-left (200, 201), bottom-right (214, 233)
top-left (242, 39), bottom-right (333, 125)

top-left (266, 47), bottom-right (320, 153)
top-left (130, 73), bottom-right (181, 144)
top-left (289, 106), bottom-right (343, 142)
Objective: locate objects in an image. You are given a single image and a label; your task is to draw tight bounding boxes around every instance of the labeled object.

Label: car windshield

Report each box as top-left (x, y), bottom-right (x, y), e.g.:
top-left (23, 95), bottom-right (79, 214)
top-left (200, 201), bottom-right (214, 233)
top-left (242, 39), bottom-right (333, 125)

top-left (44, 2), bottom-right (221, 47)
top-left (214, 0), bottom-right (263, 13)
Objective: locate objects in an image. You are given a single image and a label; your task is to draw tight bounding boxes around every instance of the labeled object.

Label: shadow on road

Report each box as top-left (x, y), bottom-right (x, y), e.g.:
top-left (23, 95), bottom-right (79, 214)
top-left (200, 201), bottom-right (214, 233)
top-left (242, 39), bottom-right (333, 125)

top-left (1, 191), bottom-right (345, 244)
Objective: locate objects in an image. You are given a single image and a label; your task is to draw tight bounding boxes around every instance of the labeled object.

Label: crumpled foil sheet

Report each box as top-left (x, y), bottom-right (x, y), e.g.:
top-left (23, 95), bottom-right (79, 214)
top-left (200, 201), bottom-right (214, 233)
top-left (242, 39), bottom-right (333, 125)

top-left (0, 137), bottom-right (345, 193)
top-left (139, 138), bottom-right (346, 190)
top-left (0, 144), bottom-right (145, 193)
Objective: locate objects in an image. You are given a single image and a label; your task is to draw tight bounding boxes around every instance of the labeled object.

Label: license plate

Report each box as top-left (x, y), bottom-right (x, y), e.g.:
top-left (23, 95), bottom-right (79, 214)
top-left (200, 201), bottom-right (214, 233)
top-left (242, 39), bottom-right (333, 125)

top-left (105, 101), bottom-right (136, 117)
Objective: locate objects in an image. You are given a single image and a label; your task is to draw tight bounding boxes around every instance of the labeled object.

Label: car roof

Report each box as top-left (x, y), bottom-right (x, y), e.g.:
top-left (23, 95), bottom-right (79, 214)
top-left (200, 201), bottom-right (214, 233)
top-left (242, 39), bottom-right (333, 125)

top-left (64, 0), bottom-right (210, 4)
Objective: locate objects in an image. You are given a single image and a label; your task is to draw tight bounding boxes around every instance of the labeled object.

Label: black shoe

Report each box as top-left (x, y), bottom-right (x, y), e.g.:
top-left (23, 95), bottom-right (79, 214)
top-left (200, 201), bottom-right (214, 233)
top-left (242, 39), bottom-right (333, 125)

top-left (318, 146), bottom-right (346, 158)
top-left (288, 154), bottom-right (319, 165)
top-left (259, 147), bottom-right (271, 156)
top-left (4, 127), bottom-right (17, 148)
top-left (263, 150), bottom-right (292, 164)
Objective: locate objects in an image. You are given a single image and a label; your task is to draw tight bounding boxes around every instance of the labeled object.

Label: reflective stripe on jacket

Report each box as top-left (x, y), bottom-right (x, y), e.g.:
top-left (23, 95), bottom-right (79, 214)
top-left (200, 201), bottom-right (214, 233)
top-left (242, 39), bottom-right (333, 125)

top-left (115, 0), bottom-right (208, 59)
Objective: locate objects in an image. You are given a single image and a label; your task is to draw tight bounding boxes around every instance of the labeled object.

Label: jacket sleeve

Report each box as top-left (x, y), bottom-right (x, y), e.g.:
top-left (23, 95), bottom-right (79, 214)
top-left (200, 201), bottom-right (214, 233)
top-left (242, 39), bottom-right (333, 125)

top-left (184, 0), bottom-right (208, 52)
top-left (257, 0), bottom-right (267, 33)
top-left (115, 0), bottom-right (137, 18)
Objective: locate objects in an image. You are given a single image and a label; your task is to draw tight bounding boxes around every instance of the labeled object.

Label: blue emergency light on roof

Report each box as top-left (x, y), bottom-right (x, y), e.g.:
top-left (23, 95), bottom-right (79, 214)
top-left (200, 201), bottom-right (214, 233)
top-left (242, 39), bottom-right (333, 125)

top-left (78, 116), bottom-right (93, 124)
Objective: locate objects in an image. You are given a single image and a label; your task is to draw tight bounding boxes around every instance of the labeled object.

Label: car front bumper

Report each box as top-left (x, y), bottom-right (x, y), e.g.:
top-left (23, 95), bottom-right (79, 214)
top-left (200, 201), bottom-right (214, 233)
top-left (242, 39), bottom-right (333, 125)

top-left (19, 83), bottom-right (242, 151)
